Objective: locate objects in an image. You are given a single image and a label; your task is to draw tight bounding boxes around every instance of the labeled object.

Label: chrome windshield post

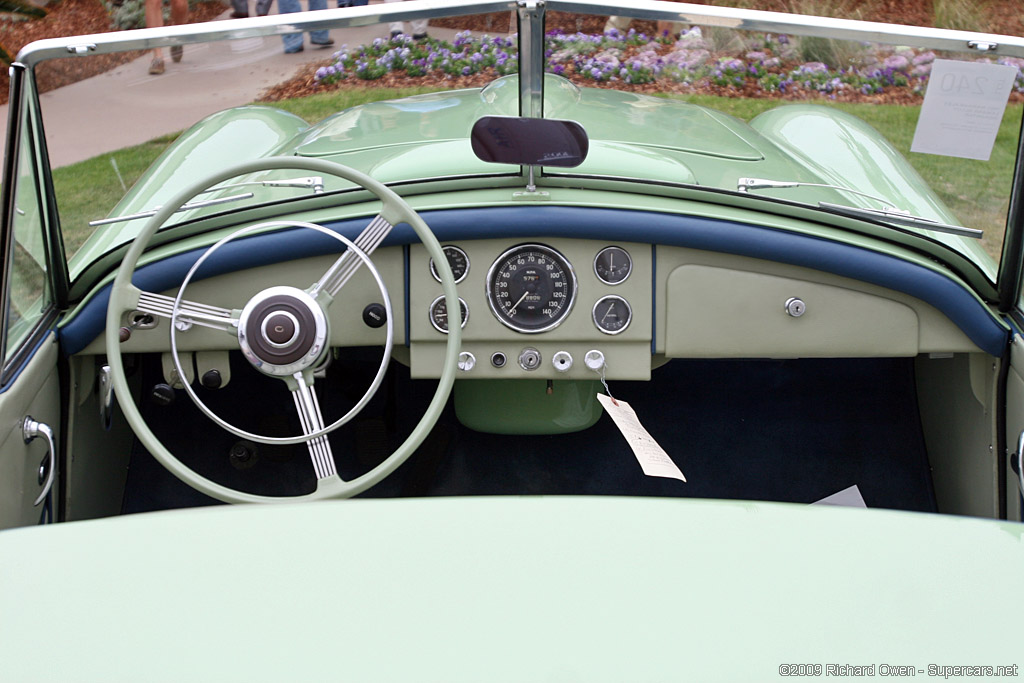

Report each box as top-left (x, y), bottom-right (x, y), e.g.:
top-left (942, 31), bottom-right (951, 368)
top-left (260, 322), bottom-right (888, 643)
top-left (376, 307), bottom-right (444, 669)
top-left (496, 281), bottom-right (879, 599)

top-left (516, 0), bottom-right (545, 119)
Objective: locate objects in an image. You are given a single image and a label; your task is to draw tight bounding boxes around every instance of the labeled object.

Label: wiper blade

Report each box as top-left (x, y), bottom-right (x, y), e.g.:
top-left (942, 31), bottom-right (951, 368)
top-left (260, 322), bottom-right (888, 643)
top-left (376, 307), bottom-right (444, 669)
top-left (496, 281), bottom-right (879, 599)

top-left (88, 176), bottom-right (325, 228)
top-left (737, 177), bottom-right (897, 209)
top-left (89, 192), bottom-right (254, 227)
top-left (736, 177), bottom-right (982, 239)
top-left (200, 176), bottom-right (325, 194)
top-left (818, 202), bottom-right (983, 239)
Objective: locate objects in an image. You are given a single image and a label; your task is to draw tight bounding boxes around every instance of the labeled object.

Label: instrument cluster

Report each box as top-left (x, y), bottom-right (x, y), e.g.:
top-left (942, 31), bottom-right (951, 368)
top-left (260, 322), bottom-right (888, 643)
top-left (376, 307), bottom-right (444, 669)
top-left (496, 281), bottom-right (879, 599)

top-left (427, 243), bottom-right (636, 338)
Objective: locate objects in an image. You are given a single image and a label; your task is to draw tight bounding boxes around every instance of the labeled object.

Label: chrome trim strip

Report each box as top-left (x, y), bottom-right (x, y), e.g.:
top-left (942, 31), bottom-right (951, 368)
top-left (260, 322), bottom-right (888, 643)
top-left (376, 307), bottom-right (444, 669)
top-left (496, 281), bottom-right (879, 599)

top-left (517, 0), bottom-right (546, 118)
top-left (137, 291), bottom-right (236, 332)
top-left (312, 214), bottom-right (393, 299)
top-left (292, 374), bottom-right (337, 481)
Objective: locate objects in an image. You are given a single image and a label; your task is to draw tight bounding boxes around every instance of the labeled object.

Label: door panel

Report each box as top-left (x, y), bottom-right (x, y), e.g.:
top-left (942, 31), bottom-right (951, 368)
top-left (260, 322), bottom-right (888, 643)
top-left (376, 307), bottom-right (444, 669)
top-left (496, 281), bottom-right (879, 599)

top-left (0, 71), bottom-right (63, 528)
top-left (0, 334), bottom-right (59, 528)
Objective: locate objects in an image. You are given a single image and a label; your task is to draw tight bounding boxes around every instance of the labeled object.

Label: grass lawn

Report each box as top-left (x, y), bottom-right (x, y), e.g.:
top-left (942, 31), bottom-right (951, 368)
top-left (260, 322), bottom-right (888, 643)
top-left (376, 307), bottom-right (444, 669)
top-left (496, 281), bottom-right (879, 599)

top-left (52, 86), bottom-right (1021, 264)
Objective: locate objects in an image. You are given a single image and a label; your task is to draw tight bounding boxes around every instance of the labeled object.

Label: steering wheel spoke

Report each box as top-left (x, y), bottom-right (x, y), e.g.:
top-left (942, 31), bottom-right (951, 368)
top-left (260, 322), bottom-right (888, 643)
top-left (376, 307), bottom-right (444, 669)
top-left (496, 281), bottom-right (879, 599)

top-left (136, 290), bottom-right (239, 336)
top-left (310, 213), bottom-right (394, 302)
top-left (290, 372), bottom-right (341, 482)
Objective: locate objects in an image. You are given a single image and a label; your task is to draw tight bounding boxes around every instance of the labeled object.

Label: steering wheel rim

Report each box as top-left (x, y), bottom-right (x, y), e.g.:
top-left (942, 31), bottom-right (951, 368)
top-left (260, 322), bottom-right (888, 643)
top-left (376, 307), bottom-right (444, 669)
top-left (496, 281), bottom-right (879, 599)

top-left (104, 157), bottom-right (461, 504)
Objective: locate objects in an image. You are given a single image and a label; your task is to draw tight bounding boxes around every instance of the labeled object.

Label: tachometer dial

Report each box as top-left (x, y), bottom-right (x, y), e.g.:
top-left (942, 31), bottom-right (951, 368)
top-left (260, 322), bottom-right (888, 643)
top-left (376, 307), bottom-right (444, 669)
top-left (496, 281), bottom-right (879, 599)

top-left (429, 245), bottom-right (469, 284)
top-left (429, 295), bottom-right (468, 334)
top-left (486, 244), bottom-right (576, 333)
top-left (594, 246), bottom-right (632, 285)
top-left (592, 295), bottom-right (632, 334)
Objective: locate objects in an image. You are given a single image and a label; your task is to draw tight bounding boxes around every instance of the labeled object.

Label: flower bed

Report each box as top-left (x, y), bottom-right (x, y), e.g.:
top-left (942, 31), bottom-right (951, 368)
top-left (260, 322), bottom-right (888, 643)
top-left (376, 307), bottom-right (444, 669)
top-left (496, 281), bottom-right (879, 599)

top-left (308, 28), bottom-right (1024, 103)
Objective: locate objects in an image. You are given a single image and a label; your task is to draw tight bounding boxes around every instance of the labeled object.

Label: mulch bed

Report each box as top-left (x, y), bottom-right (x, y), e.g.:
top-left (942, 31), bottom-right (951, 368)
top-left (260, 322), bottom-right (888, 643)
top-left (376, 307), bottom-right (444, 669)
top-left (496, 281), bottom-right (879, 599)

top-left (0, 0), bottom-right (226, 105)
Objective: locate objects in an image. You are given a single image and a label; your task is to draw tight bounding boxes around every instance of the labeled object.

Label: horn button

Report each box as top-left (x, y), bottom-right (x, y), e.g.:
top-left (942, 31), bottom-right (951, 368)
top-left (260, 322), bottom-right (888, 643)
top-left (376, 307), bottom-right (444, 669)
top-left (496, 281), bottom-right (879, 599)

top-left (238, 287), bottom-right (328, 376)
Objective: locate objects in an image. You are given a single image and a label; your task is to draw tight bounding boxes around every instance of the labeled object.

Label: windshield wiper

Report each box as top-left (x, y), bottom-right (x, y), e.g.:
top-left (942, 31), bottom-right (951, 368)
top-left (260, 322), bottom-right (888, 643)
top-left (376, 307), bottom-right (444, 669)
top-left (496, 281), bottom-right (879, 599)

top-left (88, 176), bottom-right (326, 228)
top-left (88, 193), bottom-right (255, 227)
top-left (737, 177), bottom-right (898, 209)
top-left (736, 177), bottom-right (982, 239)
top-left (818, 202), bottom-right (983, 239)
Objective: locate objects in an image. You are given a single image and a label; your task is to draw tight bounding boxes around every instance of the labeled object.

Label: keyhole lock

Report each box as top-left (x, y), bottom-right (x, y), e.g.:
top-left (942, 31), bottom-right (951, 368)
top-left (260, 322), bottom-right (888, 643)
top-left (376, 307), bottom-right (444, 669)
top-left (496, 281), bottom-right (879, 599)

top-left (785, 297), bottom-right (806, 317)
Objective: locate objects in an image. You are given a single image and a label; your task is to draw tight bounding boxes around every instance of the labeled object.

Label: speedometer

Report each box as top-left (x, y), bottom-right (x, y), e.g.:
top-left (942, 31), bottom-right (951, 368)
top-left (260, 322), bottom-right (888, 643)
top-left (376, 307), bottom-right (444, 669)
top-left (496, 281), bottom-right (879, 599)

top-left (486, 244), bottom-right (576, 333)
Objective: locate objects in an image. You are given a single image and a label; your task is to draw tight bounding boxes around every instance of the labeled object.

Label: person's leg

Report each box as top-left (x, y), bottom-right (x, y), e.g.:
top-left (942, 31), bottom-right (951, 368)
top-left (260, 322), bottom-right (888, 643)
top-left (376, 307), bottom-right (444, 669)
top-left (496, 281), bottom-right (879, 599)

top-left (604, 15), bottom-right (630, 34)
top-left (278, 0), bottom-right (305, 52)
top-left (409, 16), bottom-right (427, 38)
top-left (230, 0), bottom-right (248, 18)
top-left (145, 0), bottom-right (165, 73)
top-left (170, 0), bottom-right (188, 62)
top-left (384, 0), bottom-right (403, 36)
top-left (255, 0), bottom-right (273, 15)
top-left (307, 0), bottom-right (332, 45)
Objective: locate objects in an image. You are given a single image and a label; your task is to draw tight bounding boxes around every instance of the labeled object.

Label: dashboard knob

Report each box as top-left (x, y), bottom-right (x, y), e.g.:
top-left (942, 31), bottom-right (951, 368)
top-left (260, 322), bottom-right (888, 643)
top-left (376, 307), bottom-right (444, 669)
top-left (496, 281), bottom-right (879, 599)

top-left (362, 303), bottom-right (387, 328)
top-left (458, 352), bottom-right (476, 372)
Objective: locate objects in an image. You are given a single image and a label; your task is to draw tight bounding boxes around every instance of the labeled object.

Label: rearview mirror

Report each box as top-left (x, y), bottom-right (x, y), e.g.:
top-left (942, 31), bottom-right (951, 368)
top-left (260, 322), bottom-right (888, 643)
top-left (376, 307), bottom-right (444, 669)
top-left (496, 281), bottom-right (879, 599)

top-left (471, 116), bottom-right (588, 167)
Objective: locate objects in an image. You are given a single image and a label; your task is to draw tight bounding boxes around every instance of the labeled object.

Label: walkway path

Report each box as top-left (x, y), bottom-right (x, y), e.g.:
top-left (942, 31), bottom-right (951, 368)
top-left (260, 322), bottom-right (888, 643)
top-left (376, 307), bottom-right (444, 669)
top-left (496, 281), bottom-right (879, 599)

top-left (2, 2), bottom-right (463, 167)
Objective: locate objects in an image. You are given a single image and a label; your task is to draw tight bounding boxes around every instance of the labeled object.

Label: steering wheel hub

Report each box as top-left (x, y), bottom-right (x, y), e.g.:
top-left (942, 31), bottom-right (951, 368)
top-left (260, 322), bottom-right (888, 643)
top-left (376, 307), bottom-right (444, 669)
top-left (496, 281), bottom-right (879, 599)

top-left (237, 286), bottom-right (328, 376)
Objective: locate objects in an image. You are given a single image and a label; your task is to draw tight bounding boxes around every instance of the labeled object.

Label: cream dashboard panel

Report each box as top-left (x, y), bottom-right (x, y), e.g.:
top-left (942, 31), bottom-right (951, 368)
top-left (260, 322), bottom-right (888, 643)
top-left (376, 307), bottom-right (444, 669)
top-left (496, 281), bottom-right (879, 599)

top-left (656, 247), bottom-right (980, 358)
top-left (409, 239), bottom-right (653, 380)
top-left (76, 249), bottom-right (402, 355)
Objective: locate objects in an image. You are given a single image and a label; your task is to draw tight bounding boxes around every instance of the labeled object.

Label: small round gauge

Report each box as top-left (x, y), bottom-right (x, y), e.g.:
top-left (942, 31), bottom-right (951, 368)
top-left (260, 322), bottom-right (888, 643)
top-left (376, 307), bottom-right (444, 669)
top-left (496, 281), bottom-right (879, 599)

top-left (429, 246), bottom-right (469, 284)
top-left (592, 295), bottom-right (632, 335)
top-left (486, 244), bottom-right (576, 334)
top-left (594, 246), bottom-right (632, 285)
top-left (429, 295), bottom-right (468, 334)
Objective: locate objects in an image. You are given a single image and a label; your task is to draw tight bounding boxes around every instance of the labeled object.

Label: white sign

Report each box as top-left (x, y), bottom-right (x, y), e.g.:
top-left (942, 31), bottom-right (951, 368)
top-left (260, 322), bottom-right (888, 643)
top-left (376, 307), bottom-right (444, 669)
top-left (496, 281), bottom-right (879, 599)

top-left (597, 394), bottom-right (686, 482)
top-left (911, 59), bottom-right (1017, 161)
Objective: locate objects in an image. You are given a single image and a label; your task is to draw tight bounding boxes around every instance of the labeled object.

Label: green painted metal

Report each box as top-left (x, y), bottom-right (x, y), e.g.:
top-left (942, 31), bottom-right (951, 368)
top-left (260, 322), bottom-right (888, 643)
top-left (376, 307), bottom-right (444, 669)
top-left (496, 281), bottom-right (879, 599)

top-left (71, 106), bottom-right (310, 277)
top-left (1, 496), bottom-right (1022, 679)
top-left (104, 156), bottom-right (461, 503)
top-left (454, 379), bottom-right (603, 434)
top-left (750, 105), bottom-right (994, 270)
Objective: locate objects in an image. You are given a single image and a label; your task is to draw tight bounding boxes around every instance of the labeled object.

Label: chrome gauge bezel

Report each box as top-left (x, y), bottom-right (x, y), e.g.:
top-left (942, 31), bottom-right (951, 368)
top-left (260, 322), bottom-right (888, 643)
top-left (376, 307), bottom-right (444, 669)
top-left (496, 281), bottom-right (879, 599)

top-left (593, 246), bottom-right (632, 285)
top-left (429, 245), bottom-right (470, 284)
top-left (429, 295), bottom-right (469, 334)
top-left (592, 294), bottom-right (632, 335)
top-left (486, 243), bottom-right (577, 334)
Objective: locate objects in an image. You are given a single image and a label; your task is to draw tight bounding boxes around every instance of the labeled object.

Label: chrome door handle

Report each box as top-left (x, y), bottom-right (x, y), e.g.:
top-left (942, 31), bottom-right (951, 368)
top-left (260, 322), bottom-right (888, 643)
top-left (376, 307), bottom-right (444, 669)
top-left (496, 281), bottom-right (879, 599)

top-left (1016, 430), bottom-right (1024, 498)
top-left (23, 416), bottom-right (55, 507)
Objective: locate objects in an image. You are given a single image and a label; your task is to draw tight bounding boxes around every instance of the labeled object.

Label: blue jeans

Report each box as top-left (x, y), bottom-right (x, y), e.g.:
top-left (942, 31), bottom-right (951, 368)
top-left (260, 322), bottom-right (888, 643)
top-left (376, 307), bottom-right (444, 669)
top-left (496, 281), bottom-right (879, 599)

top-left (278, 0), bottom-right (330, 52)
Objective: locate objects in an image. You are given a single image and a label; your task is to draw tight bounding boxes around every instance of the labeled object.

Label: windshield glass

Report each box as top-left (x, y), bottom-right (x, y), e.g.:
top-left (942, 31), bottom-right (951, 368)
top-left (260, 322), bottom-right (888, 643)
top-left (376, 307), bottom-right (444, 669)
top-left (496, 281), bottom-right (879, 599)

top-left (19, 1), bottom-right (1024, 282)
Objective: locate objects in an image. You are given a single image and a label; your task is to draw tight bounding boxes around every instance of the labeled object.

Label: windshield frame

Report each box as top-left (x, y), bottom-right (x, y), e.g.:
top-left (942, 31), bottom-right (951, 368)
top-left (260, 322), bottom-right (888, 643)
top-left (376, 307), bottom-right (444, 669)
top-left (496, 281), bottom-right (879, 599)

top-left (13, 0), bottom-right (1024, 302)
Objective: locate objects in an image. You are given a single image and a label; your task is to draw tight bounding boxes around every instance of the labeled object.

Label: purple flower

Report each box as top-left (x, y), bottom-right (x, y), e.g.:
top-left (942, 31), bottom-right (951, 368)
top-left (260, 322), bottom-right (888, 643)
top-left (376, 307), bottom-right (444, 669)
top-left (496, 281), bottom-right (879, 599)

top-left (913, 51), bottom-right (936, 66)
top-left (883, 54), bottom-right (909, 70)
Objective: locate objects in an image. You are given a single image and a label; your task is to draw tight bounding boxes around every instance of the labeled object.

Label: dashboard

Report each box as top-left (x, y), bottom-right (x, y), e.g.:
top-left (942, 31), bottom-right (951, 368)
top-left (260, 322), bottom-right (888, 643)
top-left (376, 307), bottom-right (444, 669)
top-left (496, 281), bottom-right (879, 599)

top-left (68, 221), bottom-right (993, 380)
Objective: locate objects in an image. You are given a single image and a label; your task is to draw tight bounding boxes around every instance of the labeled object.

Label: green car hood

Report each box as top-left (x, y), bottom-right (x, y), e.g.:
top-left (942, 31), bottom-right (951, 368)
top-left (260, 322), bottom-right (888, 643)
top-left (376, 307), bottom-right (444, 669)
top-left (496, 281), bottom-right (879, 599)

top-left (1, 496), bottom-right (1020, 680)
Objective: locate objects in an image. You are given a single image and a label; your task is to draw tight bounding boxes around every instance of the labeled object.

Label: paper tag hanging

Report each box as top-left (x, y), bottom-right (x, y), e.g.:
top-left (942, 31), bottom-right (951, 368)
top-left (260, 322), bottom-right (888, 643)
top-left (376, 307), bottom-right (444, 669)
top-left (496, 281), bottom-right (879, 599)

top-left (597, 393), bottom-right (686, 482)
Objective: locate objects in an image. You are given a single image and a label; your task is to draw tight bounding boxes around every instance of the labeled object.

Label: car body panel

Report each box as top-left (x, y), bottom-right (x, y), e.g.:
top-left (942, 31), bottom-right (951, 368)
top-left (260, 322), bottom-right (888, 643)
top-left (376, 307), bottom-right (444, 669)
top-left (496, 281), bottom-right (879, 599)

top-left (1, 496), bottom-right (1022, 680)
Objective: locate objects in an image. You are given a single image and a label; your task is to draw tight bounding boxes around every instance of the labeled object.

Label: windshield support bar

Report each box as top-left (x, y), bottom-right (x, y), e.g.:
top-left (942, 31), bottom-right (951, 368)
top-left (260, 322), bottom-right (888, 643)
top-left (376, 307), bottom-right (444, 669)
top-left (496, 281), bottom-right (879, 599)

top-left (517, 0), bottom-right (545, 119)
top-left (997, 114), bottom-right (1024, 312)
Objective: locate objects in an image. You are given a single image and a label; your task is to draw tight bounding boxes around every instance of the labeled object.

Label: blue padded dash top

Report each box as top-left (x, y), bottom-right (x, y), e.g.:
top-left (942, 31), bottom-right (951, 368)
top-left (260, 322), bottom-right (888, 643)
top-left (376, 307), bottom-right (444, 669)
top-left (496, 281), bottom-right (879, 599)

top-left (59, 206), bottom-right (1007, 357)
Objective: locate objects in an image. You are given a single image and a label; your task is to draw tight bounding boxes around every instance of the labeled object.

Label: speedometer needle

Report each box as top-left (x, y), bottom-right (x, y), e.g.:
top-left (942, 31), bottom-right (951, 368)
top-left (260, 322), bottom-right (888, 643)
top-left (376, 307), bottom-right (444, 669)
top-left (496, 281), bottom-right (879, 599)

top-left (508, 292), bottom-right (530, 315)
